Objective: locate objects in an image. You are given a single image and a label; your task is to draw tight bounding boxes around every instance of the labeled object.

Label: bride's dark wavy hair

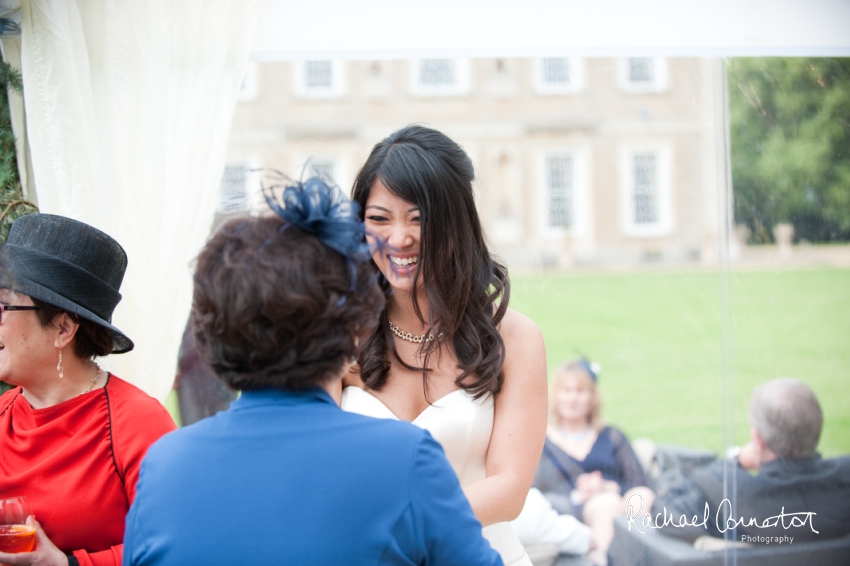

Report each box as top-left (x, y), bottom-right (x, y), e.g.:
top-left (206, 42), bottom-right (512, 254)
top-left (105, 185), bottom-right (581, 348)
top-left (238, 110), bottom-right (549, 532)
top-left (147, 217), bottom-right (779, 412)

top-left (351, 125), bottom-right (510, 398)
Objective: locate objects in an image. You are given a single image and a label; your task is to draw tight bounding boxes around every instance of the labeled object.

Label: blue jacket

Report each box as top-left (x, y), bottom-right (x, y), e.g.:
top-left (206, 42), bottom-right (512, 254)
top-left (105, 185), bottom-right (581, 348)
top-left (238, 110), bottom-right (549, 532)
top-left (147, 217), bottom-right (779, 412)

top-left (123, 387), bottom-right (502, 566)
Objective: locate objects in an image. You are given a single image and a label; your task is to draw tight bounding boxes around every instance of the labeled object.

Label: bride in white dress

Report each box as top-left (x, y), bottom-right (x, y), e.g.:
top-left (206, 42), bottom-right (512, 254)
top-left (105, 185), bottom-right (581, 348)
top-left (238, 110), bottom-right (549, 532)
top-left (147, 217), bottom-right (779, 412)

top-left (339, 126), bottom-right (548, 566)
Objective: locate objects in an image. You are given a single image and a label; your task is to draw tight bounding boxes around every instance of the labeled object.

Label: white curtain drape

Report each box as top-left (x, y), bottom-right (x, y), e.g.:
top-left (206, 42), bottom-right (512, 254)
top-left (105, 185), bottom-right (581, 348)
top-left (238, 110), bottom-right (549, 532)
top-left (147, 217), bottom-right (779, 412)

top-left (18, 0), bottom-right (259, 400)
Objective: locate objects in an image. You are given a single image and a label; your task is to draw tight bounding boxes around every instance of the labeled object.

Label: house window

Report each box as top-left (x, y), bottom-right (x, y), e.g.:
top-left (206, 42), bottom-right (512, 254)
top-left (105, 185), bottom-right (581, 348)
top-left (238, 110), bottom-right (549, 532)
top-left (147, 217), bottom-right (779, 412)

top-left (305, 61), bottom-right (333, 88)
top-left (420, 59), bottom-right (454, 86)
top-left (632, 152), bottom-right (659, 224)
top-left (622, 146), bottom-right (672, 236)
top-left (543, 58), bottom-right (570, 84)
top-left (534, 58), bottom-right (584, 94)
top-left (619, 57), bottom-right (668, 93)
top-left (217, 163), bottom-right (250, 213)
top-left (295, 61), bottom-right (345, 98)
top-left (539, 150), bottom-right (587, 238)
top-left (545, 154), bottom-right (575, 228)
top-left (628, 58), bottom-right (654, 84)
top-left (307, 159), bottom-right (337, 186)
top-left (410, 59), bottom-right (469, 96)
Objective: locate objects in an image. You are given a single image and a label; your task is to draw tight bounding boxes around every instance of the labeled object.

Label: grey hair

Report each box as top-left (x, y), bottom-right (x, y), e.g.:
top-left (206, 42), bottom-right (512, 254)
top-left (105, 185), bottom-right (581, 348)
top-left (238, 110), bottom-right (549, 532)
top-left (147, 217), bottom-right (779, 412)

top-left (749, 378), bottom-right (822, 459)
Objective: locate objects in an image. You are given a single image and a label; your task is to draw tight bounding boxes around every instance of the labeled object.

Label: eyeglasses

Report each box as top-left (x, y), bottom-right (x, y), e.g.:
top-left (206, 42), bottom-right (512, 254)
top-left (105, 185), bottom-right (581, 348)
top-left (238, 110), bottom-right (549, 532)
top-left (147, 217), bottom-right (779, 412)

top-left (0, 305), bottom-right (40, 323)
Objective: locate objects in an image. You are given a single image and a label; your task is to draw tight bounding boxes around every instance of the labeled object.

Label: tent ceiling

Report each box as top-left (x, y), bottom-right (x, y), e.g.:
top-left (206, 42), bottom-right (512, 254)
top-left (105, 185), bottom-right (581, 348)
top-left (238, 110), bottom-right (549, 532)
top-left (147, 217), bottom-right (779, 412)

top-left (251, 0), bottom-right (850, 60)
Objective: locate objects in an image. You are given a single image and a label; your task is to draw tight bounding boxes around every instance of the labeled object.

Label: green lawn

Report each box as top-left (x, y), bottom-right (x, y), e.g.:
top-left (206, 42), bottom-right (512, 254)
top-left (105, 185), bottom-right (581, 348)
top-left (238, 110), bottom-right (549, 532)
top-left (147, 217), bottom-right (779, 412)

top-left (511, 267), bottom-right (850, 457)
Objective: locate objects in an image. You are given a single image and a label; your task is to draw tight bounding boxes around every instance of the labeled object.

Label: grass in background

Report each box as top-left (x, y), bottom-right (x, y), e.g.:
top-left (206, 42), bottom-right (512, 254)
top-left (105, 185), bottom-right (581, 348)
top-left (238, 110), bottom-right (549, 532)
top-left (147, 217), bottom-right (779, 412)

top-left (511, 267), bottom-right (850, 457)
top-left (164, 389), bottom-right (183, 427)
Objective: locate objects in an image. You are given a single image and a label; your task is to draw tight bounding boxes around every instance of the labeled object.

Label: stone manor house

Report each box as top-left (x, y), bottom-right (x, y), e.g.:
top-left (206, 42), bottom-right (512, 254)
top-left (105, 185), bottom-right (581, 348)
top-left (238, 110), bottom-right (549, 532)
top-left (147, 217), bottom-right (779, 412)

top-left (220, 57), bottom-right (725, 269)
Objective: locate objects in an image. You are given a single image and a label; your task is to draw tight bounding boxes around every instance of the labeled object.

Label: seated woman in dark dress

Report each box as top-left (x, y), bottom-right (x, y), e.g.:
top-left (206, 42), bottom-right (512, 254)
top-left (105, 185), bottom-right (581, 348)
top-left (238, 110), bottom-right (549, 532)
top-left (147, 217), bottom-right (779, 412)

top-left (532, 359), bottom-right (654, 565)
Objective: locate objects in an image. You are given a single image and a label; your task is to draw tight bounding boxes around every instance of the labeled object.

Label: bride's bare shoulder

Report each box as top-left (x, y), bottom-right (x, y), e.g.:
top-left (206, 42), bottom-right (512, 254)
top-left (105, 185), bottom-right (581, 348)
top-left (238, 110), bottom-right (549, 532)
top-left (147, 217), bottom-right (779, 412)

top-left (499, 308), bottom-right (542, 343)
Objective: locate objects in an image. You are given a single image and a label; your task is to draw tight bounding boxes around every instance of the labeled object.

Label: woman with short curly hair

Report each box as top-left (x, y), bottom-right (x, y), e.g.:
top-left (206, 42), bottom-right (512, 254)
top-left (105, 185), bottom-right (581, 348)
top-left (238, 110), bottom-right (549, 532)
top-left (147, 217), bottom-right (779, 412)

top-left (123, 177), bottom-right (502, 566)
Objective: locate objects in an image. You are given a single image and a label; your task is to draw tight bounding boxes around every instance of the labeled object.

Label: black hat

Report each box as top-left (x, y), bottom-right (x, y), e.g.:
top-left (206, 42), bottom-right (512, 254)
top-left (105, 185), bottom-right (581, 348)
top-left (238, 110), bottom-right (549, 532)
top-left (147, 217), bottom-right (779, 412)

top-left (0, 213), bottom-right (133, 353)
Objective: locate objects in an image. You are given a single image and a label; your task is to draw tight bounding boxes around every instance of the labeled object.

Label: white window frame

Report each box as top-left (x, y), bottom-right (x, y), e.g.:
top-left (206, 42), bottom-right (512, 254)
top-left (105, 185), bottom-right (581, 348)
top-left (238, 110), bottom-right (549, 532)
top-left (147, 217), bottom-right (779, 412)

top-left (538, 148), bottom-right (588, 239)
top-left (294, 60), bottom-right (346, 98)
top-left (618, 57), bottom-right (668, 93)
top-left (237, 62), bottom-right (258, 102)
top-left (620, 144), bottom-right (673, 237)
top-left (533, 57), bottom-right (585, 94)
top-left (409, 58), bottom-right (470, 96)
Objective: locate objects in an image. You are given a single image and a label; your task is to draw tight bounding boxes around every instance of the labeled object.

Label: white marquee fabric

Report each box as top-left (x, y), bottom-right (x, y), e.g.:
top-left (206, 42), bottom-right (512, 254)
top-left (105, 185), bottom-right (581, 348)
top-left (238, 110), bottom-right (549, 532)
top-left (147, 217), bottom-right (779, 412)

top-left (16, 0), bottom-right (259, 400)
top-left (250, 0), bottom-right (850, 60)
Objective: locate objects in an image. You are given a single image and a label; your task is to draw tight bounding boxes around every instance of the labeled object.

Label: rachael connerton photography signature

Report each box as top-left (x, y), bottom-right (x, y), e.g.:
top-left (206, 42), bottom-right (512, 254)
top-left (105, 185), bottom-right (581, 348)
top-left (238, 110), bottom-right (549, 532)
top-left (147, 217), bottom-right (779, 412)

top-left (624, 493), bottom-right (819, 535)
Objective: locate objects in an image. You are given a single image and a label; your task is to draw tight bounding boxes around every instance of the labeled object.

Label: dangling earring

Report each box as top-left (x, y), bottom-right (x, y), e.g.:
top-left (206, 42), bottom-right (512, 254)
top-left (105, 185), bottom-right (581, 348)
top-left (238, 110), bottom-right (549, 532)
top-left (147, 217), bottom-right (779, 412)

top-left (57, 349), bottom-right (64, 379)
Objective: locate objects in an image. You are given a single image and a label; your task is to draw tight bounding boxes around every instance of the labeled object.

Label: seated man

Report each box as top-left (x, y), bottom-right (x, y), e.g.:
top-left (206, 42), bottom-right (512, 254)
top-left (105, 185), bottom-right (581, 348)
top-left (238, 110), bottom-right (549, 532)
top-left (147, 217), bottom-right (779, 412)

top-left (647, 378), bottom-right (850, 544)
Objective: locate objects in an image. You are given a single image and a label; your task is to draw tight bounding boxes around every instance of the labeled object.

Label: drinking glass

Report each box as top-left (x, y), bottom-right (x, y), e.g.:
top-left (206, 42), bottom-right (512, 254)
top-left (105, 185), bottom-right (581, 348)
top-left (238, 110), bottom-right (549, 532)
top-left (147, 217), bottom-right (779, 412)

top-left (0, 497), bottom-right (35, 553)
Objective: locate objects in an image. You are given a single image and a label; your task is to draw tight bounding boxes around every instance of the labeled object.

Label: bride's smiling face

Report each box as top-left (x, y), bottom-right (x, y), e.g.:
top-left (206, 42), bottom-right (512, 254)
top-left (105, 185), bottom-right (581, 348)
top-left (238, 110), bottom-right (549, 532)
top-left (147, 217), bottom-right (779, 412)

top-left (364, 179), bottom-right (422, 294)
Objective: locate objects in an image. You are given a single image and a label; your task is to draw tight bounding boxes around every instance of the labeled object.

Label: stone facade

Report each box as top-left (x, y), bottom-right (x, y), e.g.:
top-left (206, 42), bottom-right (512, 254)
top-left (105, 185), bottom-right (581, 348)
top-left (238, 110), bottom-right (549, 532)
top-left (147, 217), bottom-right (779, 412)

top-left (223, 57), bottom-right (725, 268)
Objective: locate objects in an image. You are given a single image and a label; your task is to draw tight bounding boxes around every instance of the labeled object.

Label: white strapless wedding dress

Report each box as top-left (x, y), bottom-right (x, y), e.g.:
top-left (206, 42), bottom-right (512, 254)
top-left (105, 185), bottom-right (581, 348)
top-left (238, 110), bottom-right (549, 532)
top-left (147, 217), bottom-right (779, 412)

top-left (341, 386), bottom-right (533, 566)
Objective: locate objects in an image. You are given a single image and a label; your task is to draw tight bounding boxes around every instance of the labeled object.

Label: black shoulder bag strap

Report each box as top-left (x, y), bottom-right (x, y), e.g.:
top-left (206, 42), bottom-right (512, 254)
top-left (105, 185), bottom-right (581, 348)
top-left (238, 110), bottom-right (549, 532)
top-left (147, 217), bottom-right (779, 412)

top-left (543, 439), bottom-right (587, 490)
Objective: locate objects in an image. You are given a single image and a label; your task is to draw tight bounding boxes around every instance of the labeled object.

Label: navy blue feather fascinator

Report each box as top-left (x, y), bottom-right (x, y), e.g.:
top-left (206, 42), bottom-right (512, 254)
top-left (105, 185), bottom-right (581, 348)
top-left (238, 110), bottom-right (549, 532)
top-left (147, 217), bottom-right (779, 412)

top-left (262, 172), bottom-right (371, 262)
top-left (261, 171), bottom-right (378, 305)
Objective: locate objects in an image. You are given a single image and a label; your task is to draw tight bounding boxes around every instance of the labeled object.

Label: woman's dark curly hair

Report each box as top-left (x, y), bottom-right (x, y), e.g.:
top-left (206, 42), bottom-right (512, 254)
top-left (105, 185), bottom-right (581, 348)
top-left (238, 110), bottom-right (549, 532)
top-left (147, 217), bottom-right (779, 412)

top-left (191, 215), bottom-right (385, 391)
top-left (352, 125), bottom-right (510, 398)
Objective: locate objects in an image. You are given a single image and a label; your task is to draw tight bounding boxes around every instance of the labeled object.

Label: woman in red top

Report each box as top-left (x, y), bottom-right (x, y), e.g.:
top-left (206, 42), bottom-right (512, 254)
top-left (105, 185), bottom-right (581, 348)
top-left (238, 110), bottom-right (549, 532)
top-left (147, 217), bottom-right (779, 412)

top-left (0, 214), bottom-right (176, 566)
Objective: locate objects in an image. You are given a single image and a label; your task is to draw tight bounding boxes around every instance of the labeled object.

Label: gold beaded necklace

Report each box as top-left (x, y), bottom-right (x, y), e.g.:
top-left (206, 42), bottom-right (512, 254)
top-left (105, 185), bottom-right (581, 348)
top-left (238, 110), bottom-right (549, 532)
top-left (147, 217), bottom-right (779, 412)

top-left (388, 319), bottom-right (435, 344)
top-left (83, 363), bottom-right (102, 395)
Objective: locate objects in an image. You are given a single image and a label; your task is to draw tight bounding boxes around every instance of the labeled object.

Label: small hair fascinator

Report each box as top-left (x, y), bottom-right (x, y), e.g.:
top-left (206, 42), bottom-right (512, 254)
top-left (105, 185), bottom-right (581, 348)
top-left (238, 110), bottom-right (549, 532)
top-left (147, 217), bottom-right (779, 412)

top-left (261, 170), bottom-right (376, 305)
top-left (578, 357), bottom-right (601, 382)
top-left (262, 171), bottom-right (371, 262)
